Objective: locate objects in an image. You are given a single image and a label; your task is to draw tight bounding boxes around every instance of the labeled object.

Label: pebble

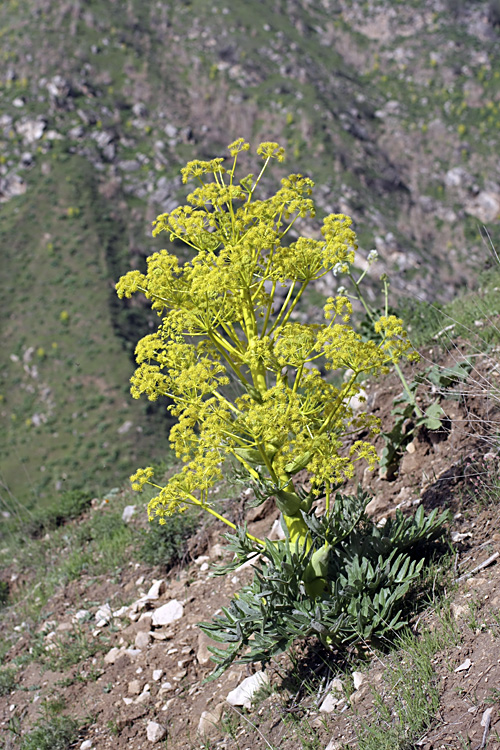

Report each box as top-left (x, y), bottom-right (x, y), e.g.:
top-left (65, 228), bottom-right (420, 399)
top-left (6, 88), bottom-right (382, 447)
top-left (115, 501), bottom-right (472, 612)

top-left (152, 670), bottom-right (163, 681)
top-left (352, 671), bottom-right (365, 690)
top-left (104, 647), bottom-right (122, 665)
top-left (135, 630), bottom-right (152, 649)
top-left (128, 680), bottom-right (142, 695)
top-left (197, 703), bottom-right (225, 736)
top-left (151, 600), bottom-right (184, 627)
top-left (122, 505), bottom-right (136, 523)
top-left (80, 741), bottom-right (93, 750)
top-left (146, 721), bottom-right (167, 743)
top-left (226, 671), bottom-right (269, 709)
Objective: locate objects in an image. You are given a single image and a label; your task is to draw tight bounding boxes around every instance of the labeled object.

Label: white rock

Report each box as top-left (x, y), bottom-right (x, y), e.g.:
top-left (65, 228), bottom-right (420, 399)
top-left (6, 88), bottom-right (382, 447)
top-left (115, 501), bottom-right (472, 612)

top-left (145, 579), bottom-right (165, 600)
top-left (104, 647), bottom-right (121, 665)
top-left (152, 600), bottom-right (184, 627)
top-left (210, 543), bottom-right (223, 559)
top-left (16, 117), bottom-right (46, 143)
top-left (269, 519), bottom-right (286, 541)
top-left (95, 603), bottom-right (112, 623)
top-left (200, 562), bottom-right (209, 572)
top-left (197, 703), bottom-right (224, 736)
top-left (352, 671), bottom-right (365, 690)
top-left (226, 671), bottom-right (269, 710)
top-left (455, 658), bottom-right (472, 673)
top-left (146, 721), bottom-right (167, 743)
top-left (113, 605), bottom-right (129, 618)
top-left (128, 680), bottom-right (142, 695)
top-left (118, 420), bottom-right (133, 435)
top-left (152, 670), bottom-right (163, 681)
top-left (122, 505), bottom-right (136, 523)
top-left (194, 555), bottom-right (210, 566)
top-left (465, 191), bottom-right (500, 224)
top-left (324, 741), bottom-right (342, 750)
top-left (135, 631), bottom-right (152, 649)
top-left (319, 694), bottom-right (338, 713)
top-left (80, 741), bottom-right (93, 750)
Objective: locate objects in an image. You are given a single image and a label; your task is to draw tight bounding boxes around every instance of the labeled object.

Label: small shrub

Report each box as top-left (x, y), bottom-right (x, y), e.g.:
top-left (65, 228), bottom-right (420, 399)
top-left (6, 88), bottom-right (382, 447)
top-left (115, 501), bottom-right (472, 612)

top-left (25, 490), bottom-right (92, 538)
top-left (0, 667), bottom-right (17, 696)
top-left (19, 714), bottom-right (79, 750)
top-left (136, 508), bottom-right (201, 569)
top-left (0, 579), bottom-right (9, 606)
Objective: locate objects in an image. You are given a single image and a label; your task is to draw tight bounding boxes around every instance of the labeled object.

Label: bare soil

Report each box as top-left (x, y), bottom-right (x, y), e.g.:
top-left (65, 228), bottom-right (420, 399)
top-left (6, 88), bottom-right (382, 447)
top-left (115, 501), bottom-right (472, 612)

top-left (1, 348), bottom-right (500, 750)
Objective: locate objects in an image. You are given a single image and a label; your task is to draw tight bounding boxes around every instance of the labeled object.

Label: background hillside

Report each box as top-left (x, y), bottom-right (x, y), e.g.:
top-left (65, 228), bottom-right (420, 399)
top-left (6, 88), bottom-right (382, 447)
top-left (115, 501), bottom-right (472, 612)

top-left (1, 0), bottom-right (500, 508)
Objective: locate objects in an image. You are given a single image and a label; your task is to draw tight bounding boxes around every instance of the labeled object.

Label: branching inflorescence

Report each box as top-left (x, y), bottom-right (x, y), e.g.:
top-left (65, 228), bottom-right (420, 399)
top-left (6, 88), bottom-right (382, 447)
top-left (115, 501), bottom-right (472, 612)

top-left (117, 139), bottom-right (417, 595)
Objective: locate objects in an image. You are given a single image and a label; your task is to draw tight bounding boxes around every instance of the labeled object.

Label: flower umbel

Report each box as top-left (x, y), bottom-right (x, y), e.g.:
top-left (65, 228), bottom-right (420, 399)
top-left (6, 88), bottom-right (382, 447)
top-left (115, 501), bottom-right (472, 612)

top-left (117, 139), bottom-right (416, 566)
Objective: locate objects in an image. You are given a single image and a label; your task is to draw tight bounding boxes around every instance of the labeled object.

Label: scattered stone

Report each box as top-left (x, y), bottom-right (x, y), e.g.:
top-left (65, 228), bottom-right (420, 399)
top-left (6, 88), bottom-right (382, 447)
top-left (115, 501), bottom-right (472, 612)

top-left (72, 609), bottom-right (89, 623)
top-left (152, 669), bottom-right (163, 681)
top-left (95, 603), bottom-right (112, 626)
top-left (455, 658), bottom-right (472, 673)
top-left (450, 603), bottom-right (468, 620)
top-left (117, 420), bottom-right (133, 435)
top-left (146, 721), bottom-right (167, 743)
top-left (226, 671), bottom-right (269, 710)
top-left (210, 543), bottom-right (223, 559)
top-left (80, 741), bottom-right (93, 750)
top-left (158, 681), bottom-right (174, 695)
top-left (269, 518), bottom-right (286, 541)
top-left (136, 687), bottom-right (152, 704)
top-left (352, 671), bottom-right (365, 690)
top-left (197, 702), bottom-right (225, 736)
top-left (365, 494), bottom-right (390, 517)
top-left (324, 741), bottom-right (342, 750)
top-left (128, 680), bottom-right (142, 695)
top-left (135, 631), bottom-right (152, 649)
top-left (113, 605), bottom-right (129, 618)
top-left (196, 631), bottom-right (216, 666)
top-left (15, 117), bottom-right (46, 143)
top-left (56, 621), bottom-right (72, 632)
top-left (104, 647), bottom-right (123, 665)
top-left (0, 174), bottom-right (26, 202)
top-left (319, 694), bottom-right (338, 713)
top-left (152, 600), bottom-right (184, 627)
top-left (194, 555), bottom-right (210, 566)
top-left (465, 191), bottom-right (500, 224)
top-left (319, 679), bottom-right (344, 712)
top-left (122, 505), bottom-right (136, 523)
top-left (145, 580), bottom-right (165, 600)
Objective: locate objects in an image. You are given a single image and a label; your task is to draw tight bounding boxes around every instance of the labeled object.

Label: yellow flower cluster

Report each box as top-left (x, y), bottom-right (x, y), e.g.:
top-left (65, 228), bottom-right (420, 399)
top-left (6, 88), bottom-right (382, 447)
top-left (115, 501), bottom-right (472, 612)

top-left (117, 139), bottom-right (416, 545)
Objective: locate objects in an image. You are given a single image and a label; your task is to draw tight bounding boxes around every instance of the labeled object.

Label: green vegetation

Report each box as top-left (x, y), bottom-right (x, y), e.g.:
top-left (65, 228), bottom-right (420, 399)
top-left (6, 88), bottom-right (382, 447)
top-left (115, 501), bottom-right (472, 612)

top-left (200, 490), bottom-right (448, 676)
top-left (16, 708), bottom-right (80, 750)
top-left (353, 616), bottom-right (460, 750)
top-left (136, 506), bottom-right (201, 569)
top-left (0, 666), bottom-right (18, 696)
top-left (0, 158), bottom-right (171, 514)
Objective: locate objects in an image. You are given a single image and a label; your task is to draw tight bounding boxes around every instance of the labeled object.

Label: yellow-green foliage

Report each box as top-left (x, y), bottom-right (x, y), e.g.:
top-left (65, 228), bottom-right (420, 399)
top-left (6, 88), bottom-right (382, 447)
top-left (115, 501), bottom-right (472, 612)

top-left (117, 139), bottom-right (415, 547)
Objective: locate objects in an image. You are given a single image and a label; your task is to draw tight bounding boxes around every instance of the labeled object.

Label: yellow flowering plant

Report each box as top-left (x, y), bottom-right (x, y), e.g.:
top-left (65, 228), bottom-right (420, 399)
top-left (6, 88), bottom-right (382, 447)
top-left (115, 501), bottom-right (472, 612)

top-left (116, 138), bottom-right (416, 596)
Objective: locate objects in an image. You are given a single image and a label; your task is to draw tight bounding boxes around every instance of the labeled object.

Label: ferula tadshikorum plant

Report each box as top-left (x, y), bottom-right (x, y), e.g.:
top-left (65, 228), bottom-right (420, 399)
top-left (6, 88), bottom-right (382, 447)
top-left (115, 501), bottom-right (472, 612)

top-left (117, 139), bottom-right (416, 595)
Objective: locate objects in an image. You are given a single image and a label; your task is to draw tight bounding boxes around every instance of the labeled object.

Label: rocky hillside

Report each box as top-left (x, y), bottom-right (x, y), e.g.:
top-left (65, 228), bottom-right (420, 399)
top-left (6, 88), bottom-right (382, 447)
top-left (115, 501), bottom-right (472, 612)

top-left (1, 0), bottom-right (500, 505)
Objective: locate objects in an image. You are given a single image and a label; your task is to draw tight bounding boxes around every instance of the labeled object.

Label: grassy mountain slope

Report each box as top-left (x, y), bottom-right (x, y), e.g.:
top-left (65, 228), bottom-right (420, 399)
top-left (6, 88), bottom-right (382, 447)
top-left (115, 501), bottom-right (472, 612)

top-left (1, 0), bottom-right (499, 507)
top-left (0, 158), bottom-right (169, 508)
